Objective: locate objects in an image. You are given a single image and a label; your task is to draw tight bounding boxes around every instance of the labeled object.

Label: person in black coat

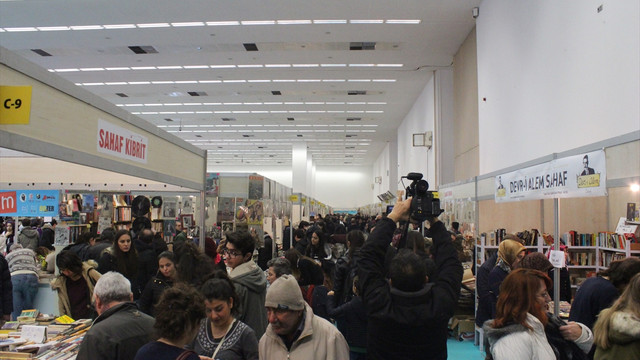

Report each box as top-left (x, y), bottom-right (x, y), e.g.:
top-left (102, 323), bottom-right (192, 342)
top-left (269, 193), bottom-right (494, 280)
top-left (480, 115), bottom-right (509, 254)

top-left (86, 228), bottom-right (115, 261)
top-left (133, 229), bottom-right (159, 295)
top-left (357, 198), bottom-right (463, 360)
top-left (326, 276), bottom-right (368, 360)
top-left (137, 251), bottom-right (176, 317)
top-left (0, 255), bottom-right (12, 322)
top-left (333, 230), bottom-right (365, 307)
top-left (39, 219), bottom-right (56, 251)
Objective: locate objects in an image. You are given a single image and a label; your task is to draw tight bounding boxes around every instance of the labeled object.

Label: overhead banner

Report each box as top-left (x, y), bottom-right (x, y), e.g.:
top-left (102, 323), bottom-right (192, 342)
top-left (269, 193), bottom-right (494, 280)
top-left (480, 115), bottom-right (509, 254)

top-left (495, 150), bottom-right (606, 202)
top-left (0, 190), bottom-right (59, 217)
top-left (97, 119), bottom-right (148, 163)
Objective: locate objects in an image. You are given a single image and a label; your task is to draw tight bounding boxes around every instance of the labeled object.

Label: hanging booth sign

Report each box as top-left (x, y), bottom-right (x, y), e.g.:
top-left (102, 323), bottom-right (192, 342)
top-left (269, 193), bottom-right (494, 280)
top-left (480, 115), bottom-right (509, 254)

top-left (97, 119), bottom-right (148, 163)
top-left (495, 150), bottom-right (606, 202)
top-left (0, 190), bottom-right (59, 217)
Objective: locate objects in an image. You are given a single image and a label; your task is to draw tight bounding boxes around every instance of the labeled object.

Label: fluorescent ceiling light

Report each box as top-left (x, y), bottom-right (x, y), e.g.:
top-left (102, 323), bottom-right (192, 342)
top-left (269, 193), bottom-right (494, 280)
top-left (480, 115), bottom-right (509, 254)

top-left (171, 22), bottom-right (205, 27)
top-left (37, 26), bottom-right (70, 31)
top-left (157, 66), bottom-right (183, 69)
top-left (238, 65), bottom-right (264, 68)
top-left (137, 23), bottom-right (171, 28)
top-left (377, 64), bottom-right (403, 67)
top-left (265, 64), bottom-right (291, 68)
top-left (277, 20), bottom-right (312, 25)
top-left (70, 25), bottom-right (103, 30)
top-left (151, 81), bottom-right (174, 84)
top-left (103, 24), bottom-right (136, 29)
top-left (313, 20), bottom-right (347, 24)
top-left (199, 80), bottom-right (221, 83)
top-left (292, 64), bottom-right (319, 68)
top-left (5, 27), bottom-right (38, 32)
top-left (350, 20), bottom-right (384, 24)
top-left (105, 82), bottom-right (127, 85)
top-left (247, 80), bottom-right (270, 83)
top-left (241, 20), bottom-right (276, 25)
top-left (210, 65), bottom-right (236, 68)
top-left (131, 66), bottom-right (156, 70)
top-left (183, 65), bottom-right (209, 69)
top-left (349, 64), bottom-right (375, 67)
top-left (105, 67), bottom-right (130, 71)
top-left (80, 68), bottom-right (105, 71)
top-left (206, 21), bottom-right (240, 26)
top-left (386, 19), bottom-right (421, 24)
top-left (321, 64), bottom-right (346, 67)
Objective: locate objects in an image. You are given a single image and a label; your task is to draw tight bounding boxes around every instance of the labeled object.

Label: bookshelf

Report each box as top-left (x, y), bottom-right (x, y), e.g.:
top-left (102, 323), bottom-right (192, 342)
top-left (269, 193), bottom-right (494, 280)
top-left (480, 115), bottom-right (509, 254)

top-left (476, 229), bottom-right (639, 291)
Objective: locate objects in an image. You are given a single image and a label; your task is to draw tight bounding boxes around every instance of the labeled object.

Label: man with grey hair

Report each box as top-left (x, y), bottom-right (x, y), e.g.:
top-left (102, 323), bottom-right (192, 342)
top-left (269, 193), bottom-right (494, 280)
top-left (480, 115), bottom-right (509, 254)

top-left (76, 272), bottom-right (154, 360)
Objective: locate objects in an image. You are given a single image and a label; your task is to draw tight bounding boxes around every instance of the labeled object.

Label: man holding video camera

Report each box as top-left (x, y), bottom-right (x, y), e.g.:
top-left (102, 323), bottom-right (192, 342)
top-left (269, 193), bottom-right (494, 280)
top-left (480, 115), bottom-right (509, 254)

top-left (357, 197), bottom-right (463, 360)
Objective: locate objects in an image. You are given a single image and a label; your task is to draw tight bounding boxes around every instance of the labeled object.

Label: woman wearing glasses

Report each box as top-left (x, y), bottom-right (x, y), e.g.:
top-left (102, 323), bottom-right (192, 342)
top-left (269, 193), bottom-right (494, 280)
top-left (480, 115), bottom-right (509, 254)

top-left (483, 268), bottom-right (556, 360)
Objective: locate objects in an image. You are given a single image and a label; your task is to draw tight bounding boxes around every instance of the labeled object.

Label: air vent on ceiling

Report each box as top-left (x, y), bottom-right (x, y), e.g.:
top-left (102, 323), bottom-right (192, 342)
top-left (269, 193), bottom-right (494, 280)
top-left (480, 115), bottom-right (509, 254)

top-left (271, 91), bottom-right (282, 96)
top-left (344, 161), bottom-right (352, 164)
top-left (345, 155), bottom-right (353, 158)
top-left (349, 42), bottom-right (376, 50)
top-left (116, 93), bottom-right (129, 98)
top-left (31, 49), bottom-right (52, 57)
top-left (348, 90), bottom-right (367, 96)
top-left (346, 134), bottom-right (358, 138)
top-left (187, 91), bottom-right (208, 96)
top-left (287, 117), bottom-right (295, 121)
top-left (195, 135), bottom-right (202, 138)
top-left (297, 134), bottom-right (303, 137)
top-left (346, 117), bottom-right (361, 121)
top-left (346, 146), bottom-right (356, 149)
top-left (242, 134), bottom-right (254, 138)
top-left (243, 43), bottom-right (259, 51)
top-left (128, 45), bottom-right (158, 54)
top-left (221, 117), bottom-right (236, 122)
top-left (164, 118), bottom-right (174, 122)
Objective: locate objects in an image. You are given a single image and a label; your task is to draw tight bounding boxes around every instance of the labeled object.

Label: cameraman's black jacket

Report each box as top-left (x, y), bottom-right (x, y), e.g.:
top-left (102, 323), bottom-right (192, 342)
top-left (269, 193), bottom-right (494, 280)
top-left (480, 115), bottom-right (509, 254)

top-left (357, 218), bottom-right (463, 360)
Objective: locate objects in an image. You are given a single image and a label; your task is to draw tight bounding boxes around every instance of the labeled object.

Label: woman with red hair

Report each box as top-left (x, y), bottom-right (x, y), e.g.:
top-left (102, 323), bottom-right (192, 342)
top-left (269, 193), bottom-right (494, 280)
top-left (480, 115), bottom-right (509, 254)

top-left (483, 268), bottom-right (555, 360)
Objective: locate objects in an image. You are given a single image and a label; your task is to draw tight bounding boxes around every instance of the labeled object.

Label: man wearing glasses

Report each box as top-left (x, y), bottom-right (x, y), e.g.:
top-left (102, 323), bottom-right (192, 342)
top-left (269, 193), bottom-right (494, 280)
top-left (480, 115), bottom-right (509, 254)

top-left (224, 231), bottom-right (268, 338)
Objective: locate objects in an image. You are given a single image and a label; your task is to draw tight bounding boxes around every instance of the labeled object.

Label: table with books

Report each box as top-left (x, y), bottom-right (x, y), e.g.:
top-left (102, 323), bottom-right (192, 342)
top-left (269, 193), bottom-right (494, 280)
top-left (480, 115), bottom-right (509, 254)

top-left (0, 309), bottom-right (91, 359)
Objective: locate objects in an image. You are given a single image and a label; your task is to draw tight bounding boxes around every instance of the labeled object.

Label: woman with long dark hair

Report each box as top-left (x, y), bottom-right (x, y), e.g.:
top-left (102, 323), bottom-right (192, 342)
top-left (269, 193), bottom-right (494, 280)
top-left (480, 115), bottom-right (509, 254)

top-left (333, 230), bottom-right (365, 306)
top-left (98, 229), bottom-right (141, 299)
top-left (483, 268), bottom-right (555, 359)
top-left (189, 270), bottom-right (259, 360)
top-left (138, 251), bottom-right (177, 316)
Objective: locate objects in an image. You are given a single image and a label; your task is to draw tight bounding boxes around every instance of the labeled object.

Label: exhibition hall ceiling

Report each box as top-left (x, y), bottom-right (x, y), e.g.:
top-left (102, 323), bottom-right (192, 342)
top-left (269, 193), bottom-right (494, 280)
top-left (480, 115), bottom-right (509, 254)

top-left (0, 0), bottom-right (479, 167)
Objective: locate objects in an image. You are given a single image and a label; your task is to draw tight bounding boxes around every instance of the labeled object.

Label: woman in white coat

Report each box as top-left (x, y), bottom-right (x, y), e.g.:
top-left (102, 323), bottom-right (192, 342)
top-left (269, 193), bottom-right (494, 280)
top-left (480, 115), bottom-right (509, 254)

top-left (483, 268), bottom-right (556, 360)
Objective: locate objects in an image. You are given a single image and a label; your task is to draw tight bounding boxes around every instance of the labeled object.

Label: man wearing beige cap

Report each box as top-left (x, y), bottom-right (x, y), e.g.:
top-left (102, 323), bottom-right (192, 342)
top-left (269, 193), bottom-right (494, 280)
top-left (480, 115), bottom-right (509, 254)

top-left (259, 274), bottom-right (348, 359)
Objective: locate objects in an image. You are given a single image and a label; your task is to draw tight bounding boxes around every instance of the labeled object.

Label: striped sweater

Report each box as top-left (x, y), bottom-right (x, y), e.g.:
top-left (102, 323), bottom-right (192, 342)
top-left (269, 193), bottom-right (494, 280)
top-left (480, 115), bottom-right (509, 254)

top-left (6, 248), bottom-right (39, 276)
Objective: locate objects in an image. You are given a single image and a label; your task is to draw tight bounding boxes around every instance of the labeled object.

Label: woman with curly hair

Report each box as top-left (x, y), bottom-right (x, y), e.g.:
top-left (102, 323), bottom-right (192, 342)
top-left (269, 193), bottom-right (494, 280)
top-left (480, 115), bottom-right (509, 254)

top-left (483, 268), bottom-right (555, 360)
top-left (134, 283), bottom-right (205, 360)
top-left (593, 272), bottom-right (640, 359)
top-left (189, 270), bottom-right (259, 360)
top-left (98, 230), bottom-right (140, 298)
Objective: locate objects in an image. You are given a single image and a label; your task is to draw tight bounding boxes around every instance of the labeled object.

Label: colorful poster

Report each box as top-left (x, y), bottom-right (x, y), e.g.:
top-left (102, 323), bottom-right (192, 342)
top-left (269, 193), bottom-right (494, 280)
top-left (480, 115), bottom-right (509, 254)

top-left (54, 226), bottom-right (70, 246)
top-left (82, 194), bottom-right (95, 213)
top-left (0, 190), bottom-right (59, 217)
top-left (495, 150), bottom-right (607, 202)
top-left (248, 175), bottom-right (264, 199)
top-left (247, 200), bottom-right (264, 225)
top-left (206, 173), bottom-right (219, 196)
top-left (218, 197), bottom-right (235, 221)
top-left (235, 197), bottom-right (247, 224)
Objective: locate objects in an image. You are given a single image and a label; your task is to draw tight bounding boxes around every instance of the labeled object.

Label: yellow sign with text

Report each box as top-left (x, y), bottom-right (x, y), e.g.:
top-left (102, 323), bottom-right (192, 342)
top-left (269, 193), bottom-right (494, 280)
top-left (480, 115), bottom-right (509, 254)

top-left (0, 86), bottom-right (32, 124)
top-left (289, 195), bottom-right (299, 202)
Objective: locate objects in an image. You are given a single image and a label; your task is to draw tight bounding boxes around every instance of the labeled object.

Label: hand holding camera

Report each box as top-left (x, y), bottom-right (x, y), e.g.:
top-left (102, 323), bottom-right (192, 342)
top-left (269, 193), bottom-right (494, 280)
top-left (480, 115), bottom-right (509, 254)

top-left (388, 197), bottom-right (412, 223)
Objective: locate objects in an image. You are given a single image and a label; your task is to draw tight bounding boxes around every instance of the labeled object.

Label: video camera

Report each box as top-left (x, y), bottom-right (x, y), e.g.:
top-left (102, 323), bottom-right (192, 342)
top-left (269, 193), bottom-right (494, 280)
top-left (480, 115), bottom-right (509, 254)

top-left (402, 172), bottom-right (443, 222)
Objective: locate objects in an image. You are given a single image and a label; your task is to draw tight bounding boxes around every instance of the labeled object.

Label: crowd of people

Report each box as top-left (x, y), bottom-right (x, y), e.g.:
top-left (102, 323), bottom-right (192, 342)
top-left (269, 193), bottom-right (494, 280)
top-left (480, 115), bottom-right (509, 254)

top-left (0, 202), bottom-right (638, 360)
